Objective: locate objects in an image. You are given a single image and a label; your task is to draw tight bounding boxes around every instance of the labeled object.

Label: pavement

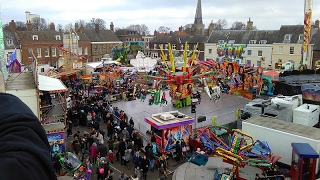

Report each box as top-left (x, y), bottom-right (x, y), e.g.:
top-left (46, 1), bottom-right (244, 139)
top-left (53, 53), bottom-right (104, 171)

top-left (53, 91), bottom-right (250, 180)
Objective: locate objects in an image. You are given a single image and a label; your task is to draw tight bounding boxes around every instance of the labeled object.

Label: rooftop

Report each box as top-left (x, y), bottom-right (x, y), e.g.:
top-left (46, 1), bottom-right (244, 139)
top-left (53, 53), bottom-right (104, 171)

top-left (243, 116), bottom-right (320, 140)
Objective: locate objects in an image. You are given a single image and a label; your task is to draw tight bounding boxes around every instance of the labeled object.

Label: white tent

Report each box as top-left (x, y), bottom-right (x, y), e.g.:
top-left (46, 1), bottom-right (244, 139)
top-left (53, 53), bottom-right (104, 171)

top-left (38, 75), bottom-right (68, 93)
top-left (130, 57), bottom-right (157, 71)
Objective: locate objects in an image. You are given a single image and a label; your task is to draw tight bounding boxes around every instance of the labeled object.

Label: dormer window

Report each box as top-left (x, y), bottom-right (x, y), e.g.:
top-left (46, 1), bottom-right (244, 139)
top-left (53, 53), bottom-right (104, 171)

top-left (259, 40), bottom-right (267, 44)
top-left (55, 35), bottom-right (60, 40)
top-left (249, 40), bottom-right (256, 44)
top-left (6, 39), bottom-right (13, 45)
top-left (218, 40), bottom-right (225, 44)
top-left (299, 34), bottom-right (304, 41)
top-left (228, 40), bottom-right (235, 44)
top-left (284, 34), bottom-right (291, 41)
top-left (32, 35), bottom-right (38, 40)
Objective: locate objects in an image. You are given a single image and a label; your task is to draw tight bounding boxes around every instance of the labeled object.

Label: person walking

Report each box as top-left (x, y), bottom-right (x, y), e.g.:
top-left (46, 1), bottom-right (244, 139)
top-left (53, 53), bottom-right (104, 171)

top-left (141, 155), bottom-right (150, 180)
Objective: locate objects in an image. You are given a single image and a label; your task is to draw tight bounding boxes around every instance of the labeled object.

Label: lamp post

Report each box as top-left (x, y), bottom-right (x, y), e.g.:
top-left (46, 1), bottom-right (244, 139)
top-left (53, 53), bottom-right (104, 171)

top-left (191, 98), bottom-right (198, 132)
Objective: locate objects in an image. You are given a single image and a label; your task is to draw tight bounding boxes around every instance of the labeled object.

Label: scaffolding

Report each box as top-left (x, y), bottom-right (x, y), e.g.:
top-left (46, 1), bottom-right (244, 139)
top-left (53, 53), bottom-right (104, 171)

top-left (58, 24), bottom-right (82, 72)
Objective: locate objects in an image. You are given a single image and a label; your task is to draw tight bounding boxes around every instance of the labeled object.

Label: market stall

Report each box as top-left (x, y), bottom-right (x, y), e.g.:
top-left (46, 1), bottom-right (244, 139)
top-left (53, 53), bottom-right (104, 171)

top-left (145, 111), bottom-right (194, 154)
top-left (38, 75), bottom-right (68, 156)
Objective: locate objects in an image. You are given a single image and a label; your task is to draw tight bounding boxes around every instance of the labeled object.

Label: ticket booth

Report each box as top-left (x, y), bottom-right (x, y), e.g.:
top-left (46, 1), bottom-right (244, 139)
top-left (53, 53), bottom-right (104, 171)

top-left (291, 143), bottom-right (319, 180)
top-left (145, 111), bottom-right (194, 154)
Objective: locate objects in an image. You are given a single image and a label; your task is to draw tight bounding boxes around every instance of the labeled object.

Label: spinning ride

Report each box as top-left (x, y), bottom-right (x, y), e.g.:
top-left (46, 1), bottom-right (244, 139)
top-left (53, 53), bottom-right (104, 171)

top-left (146, 42), bottom-right (223, 105)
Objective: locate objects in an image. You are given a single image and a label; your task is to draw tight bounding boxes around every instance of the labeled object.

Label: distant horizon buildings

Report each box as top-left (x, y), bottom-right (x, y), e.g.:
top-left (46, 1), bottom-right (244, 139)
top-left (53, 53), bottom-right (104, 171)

top-left (25, 11), bottom-right (40, 23)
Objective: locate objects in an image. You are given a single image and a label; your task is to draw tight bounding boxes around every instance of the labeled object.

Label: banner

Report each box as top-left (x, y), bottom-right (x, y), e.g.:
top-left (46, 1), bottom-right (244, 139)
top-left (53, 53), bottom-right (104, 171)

top-left (162, 125), bottom-right (192, 151)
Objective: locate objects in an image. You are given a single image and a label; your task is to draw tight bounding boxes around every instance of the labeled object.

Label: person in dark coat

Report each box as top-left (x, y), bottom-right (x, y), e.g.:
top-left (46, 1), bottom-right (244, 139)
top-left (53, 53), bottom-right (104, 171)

top-left (175, 141), bottom-right (182, 162)
top-left (118, 138), bottom-right (127, 165)
top-left (0, 86), bottom-right (57, 179)
top-left (141, 155), bottom-right (150, 180)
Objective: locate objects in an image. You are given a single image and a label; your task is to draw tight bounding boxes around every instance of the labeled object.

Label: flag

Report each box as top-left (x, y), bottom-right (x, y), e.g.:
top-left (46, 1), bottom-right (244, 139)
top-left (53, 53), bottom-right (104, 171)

top-left (9, 48), bottom-right (17, 64)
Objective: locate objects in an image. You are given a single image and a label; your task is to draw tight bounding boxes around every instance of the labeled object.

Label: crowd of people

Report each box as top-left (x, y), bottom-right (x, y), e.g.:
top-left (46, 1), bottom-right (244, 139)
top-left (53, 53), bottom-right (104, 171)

top-left (56, 75), bottom-right (169, 180)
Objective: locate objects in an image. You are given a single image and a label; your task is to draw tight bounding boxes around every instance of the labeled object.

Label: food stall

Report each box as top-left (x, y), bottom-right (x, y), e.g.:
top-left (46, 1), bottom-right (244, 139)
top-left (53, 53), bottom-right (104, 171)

top-left (144, 111), bottom-right (194, 154)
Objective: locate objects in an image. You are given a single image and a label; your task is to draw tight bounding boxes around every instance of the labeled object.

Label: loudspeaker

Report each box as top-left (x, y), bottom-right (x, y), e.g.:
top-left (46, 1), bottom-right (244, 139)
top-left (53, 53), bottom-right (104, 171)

top-left (197, 116), bottom-right (206, 123)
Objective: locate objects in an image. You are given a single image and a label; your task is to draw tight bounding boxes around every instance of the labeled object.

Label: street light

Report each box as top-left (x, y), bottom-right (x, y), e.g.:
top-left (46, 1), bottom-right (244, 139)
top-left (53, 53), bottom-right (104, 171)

top-left (191, 98), bottom-right (198, 131)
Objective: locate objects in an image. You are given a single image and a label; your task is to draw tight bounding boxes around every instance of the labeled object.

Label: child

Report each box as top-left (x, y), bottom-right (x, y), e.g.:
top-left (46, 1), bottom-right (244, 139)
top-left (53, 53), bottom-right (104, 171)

top-left (135, 166), bottom-right (142, 179)
top-left (107, 150), bottom-right (114, 164)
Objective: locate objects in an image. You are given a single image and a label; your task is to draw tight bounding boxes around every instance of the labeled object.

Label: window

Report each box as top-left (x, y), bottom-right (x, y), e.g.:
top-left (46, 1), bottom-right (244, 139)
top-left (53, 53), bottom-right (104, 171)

top-left (257, 61), bottom-right (262, 66)
top-left (299, 34), bottom-right (303, 41)
top-left (246, 60), bottom-right (251, 66)
top-left (51, 48), bottom-right (56, 57)
top-left (44, 48), bottom-right (49, 57)
top-left (41, 68), bottom-right (45, 73)
top-left (258, 50), bottom-right (262, 56)
top-left (32, 35), bottom-right (38, 40)
top-left (165, 44), bottom-right (168, 49)
top-left (172, 44), bottom-right (176, 50)
top-left (59, 49), bottom-right (63, 56)
top-left (6, 39), bottom-right (13, 45)
top-left (84, 47), bottom-right (88, 55)
top-left (154, 44), bottom-right (157, 49)
top-left (78, 47), bottom-right (82, 55)
top-left (55, 35), bottom-right (61, 40)
top-left (249, 40), bottom-right (256, 44)
top-left (181, 44), bottom-right (184, 50)
top-left (284, 34), bottom-right (291, 41)
top-left (28, 48), bottom-right (33, 57)
top-left (94, 46), bottom-right (98, 53)
top-left (279, 46), bottom-right (283, 54)
top-left (159, 44), bottom-right (163, 49)
top-left (36, 48), bottom-right (41, 57)
top-left (290, 47), bottom-right (294, 54)
top-left (99, 46), bottom-right (102, 53)
top-left (228, 40), bottom-right (235, 44)
top-left (209, 49), bottom-right (212, 54)
top-left (247, 50), bottom-right (252, 55)
top-left (259, 40), bottom-right (267, 44)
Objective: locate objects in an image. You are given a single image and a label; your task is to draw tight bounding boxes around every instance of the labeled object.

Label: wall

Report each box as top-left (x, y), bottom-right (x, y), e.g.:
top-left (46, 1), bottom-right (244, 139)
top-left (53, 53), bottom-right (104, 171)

top-left (204, 43), bottom-right (218, 60)
top-left (5, 48), bottom-right (22, 63)
top-left (242, 121), bottom-right (320, 170)
top-left (242, 44), bottom-right (273, 68)
top-left (6, 89), bottom-right (39, 119)
top-left (272, 43), bottom-right (314, 69)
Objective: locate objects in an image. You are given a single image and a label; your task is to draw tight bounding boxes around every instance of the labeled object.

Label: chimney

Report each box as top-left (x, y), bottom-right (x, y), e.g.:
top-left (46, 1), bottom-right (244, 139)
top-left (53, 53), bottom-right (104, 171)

top-left (80, 24), bottom-right (84, 33)
top-left (26, 20), bottom-right (32, 31)
top-left (207, 20), bottom-right (214, 36)
top-left (49, 22), bottom-right (55, 31)
top-left (315, 20), bottom-right (320, 34)
top-left (170, 31), bottom-right (173, 36)
top-left (95, 21), bottom-right (99, 33)
top-left (9, 20), bottom-right (16, 32)
top-left (179, 26), bottom-right (183, 31)
top-left (154, 30), bottom-right (157, 36)
top-left (75, 23), bottom-right (79, 32)
top-left (110, 22), bottom-right (114, 31)
top-left (246, 18), bottom-right (253, 33)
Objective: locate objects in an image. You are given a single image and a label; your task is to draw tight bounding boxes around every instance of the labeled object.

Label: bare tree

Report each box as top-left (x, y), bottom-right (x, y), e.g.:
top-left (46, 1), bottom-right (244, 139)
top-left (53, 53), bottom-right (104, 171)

top-left (31, 17), bottom-right (41, 31)
top-left (86, 18), bottom-right (106, 30)
top-left (77, 19), bottom-right (86, 26)
top-left (230, 21), bottom-right (246, 30)
top-left (15, 21), bottom-right (26, 31)
top-left (183, 24), bottom-right (192, 34)
top-left (56, 24), bottom-right (63, 31)
top-left (31, 17), bottom-right (48, 30)
top-left (126, 24), bottom-right (150, 35)
top-left (214, 19), bottom-right (228, 30)
top-left (114, 27), bottom-right (121, 32)
top-left (39, 18), bottom-right (48, 30)
top-left (158, 26), bottom-right (171, 33)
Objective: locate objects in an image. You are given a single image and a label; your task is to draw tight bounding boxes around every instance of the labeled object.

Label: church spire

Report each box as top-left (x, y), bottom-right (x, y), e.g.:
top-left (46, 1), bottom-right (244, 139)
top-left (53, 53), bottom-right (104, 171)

top-left (194, 0), bottom-right (203, 25)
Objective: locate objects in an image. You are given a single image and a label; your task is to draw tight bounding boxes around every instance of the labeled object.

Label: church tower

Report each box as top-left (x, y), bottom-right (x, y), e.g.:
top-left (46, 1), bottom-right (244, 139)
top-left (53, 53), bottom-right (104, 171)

top-left (191, 0), bottom-right (205, 36)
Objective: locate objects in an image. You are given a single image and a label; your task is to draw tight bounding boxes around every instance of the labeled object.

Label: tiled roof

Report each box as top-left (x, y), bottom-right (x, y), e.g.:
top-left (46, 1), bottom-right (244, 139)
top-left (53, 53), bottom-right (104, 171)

top-left (84, 29), bottom-right (120, 42)
top-left (274, 25), bottom-right (304, 43)
top-left (188, 35), bottom-right (208, 43)
top-left (3, 28), bottom-right (19, 49)
top-left (207, 30), bottom-right (279, 44)
top-left (15, 30), bottom-right (63, 41)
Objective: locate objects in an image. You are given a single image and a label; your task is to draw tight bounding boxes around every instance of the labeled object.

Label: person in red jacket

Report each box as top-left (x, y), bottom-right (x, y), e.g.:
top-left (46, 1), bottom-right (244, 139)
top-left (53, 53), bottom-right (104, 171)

top-left (0, 72), bottom-right (57, 180)
top-left (107, 150), bottom-right (114, 164)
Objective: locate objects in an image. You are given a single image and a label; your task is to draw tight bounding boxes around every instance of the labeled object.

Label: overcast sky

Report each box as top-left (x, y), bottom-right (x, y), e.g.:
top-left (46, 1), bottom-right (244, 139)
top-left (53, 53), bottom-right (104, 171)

top-left (0, 0), bottom-right (319, 32)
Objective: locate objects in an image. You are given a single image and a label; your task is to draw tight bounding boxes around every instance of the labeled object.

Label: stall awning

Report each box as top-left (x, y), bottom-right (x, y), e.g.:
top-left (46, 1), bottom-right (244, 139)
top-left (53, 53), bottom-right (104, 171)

top-left (58, 69), bottom-right (81, 77)
top-left (38, 75), bottom-right (68, 93)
